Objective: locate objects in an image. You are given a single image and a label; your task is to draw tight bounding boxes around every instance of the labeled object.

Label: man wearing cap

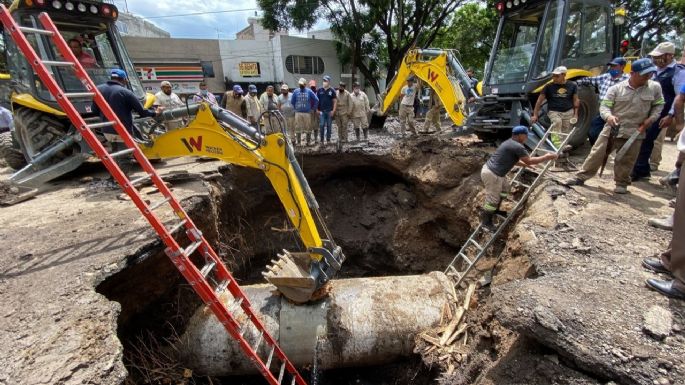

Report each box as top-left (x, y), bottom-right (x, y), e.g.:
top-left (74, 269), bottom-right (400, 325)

top-left (480, 126), bottom-right (558, 231)
top-left (221, 85), bottom-right (247, 119)
top-left (308, 80), bottom-right (319, 144)
top-left (335, 81), bottom-right (352, 147)
top-left (278, 84), bottom-right (296, 141)
top-left (291, 78), bottom-right (319, 145)
top-left (398, 78), bottom-right (417, 137)
top-left (642, 83), bottom-right (685, 300)
top-left (260, 85), bottom-right (281, 134)
top-left (350, 82), bottom-right (370, 141)
top-left (154, 81), bottom-right (184, 130)
top-left (565, 58), bottom-right (665, 194)
top-left (632, 42), bottom-right (685, 181)
top-left (317, 75), bottom-right (337, 144)
top-left (575, 57), bottom-right (629, 145)
top-left (531, 66), bottom-right (579, 158)
top-left (92, 69), bottom-right (161, 153)
top-left (245, 84), bottom-right (262, 128)
top-left (192, 81), bottom-right (218, 106)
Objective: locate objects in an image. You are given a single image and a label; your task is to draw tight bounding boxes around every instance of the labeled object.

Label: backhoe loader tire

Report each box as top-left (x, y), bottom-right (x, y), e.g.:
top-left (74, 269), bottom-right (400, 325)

top-left (13, 107), bottom-right (71, 163)
top-left (567, 85), bottom-right (598, 148)
top-left (0, 131), bottom-right (26, 170)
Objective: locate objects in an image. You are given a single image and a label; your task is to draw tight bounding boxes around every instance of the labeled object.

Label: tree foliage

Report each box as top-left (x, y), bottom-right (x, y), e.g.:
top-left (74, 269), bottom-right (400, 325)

top-left (620, 0), bottom-right (685, 53)
top-left (258, 0), bottom-right (467, 93)
top-left (432, 3), bottom-right (498, 78)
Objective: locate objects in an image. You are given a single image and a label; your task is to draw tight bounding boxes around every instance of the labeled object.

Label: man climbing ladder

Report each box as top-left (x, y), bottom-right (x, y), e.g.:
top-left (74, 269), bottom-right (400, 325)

top-left (480, 126), bottom-right (557, 231)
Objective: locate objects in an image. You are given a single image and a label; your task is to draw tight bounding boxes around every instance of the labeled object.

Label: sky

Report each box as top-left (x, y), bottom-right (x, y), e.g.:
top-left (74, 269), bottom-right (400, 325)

top-left (113, 0), bottom-right (327, 40)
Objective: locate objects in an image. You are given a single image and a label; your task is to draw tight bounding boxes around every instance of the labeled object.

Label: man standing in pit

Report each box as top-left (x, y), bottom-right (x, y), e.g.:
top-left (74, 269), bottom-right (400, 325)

top-left (632, 42), bottom-right (685, 181)
top-left (221, 85), bottom-right (247, 119)
top-left (292, 78), bottom-right (319, 145)
top-left (575, 57), bottom-right (629, 145)
top-left (398, 77), bottom-right (417, 137)
top-left (335, 81), bottom-right (352, 148)
top-left (317, 75), bottom-right (337, 144)
top-left (480, 126), bottom-right (558, 231)
top-left (564, 58), bottom-right (664, 194)
top-left (350, 82), bottom-right (370, 141)
top-left (531, 66), bottom-right (579, 163)
top-left (154, 81), bottom-right (184, 130)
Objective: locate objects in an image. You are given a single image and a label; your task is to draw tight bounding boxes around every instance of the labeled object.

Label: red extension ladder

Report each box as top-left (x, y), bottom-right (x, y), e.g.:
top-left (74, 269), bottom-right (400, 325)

top-left (0, 6), bottom-right (306, 385)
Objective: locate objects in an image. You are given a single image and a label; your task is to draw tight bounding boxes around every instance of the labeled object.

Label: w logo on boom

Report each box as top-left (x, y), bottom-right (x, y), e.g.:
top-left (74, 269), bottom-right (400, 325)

top-left (181, 136), bottom-right (203, 152)
top-left (428, 69), bottom-right (439, 83)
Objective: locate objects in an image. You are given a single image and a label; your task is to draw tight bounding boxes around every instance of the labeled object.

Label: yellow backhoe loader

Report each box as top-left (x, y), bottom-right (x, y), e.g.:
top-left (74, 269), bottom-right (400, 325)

top-left (379, 48), bottom-right (477, 131)
top-left (137, 102), bottom-right (346, 303)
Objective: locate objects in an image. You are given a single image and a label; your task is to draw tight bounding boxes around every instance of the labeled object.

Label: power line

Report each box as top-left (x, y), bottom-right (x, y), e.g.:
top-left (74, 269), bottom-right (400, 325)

top-left (143, 8), bottom-right (258, 19)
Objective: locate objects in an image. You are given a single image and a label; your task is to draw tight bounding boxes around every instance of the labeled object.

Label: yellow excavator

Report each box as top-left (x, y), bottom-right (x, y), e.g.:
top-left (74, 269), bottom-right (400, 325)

top-left (380, 48), bottom-right (477, 130)
top-left (138, 103), bottom-right (345, 303)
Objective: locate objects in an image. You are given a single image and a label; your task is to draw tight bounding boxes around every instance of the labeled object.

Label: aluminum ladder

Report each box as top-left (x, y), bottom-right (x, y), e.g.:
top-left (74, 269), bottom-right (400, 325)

top-left (444, 123), bottom-right (578, 287)
top-left (0, 6), bottom-right (306, 385)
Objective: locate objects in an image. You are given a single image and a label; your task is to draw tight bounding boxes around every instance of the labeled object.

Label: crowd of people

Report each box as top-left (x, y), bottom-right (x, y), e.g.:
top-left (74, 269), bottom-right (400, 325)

top-left (483, 42), bottom-right (684, 300)
top-left (153, 76), bottom-right (374, 148)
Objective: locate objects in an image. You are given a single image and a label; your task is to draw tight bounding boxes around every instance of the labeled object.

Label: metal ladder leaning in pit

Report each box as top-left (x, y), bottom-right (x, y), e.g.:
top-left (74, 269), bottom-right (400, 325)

top-left (444, 123), bottom-right (578, 288)
top-left (0, 7), bottom-right (306, 385)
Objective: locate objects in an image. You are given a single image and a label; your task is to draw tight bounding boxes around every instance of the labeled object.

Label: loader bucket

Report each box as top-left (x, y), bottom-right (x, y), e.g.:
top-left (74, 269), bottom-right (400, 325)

top-left (262, 251), bottom-right (317, 303)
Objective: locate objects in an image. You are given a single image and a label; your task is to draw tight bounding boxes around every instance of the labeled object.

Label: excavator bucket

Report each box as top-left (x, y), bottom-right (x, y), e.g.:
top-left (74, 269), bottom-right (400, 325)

top-left (262, 250), bottom-right (317, 303)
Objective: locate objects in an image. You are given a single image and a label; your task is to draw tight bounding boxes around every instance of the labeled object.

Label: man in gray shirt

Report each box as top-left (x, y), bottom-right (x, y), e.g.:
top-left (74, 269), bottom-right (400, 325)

top-left (480, 125), bottom-right (557, 230)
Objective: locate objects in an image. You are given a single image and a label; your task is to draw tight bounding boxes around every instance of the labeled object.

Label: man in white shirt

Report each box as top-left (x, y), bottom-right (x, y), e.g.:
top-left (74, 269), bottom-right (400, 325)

top-left (398, 77), bottom-right (417, 137)
top-left (154, 81), bottom-right (184, 130)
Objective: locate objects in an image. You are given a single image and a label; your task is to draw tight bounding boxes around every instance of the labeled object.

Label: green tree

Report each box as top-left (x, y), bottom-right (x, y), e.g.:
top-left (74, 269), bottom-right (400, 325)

top-left (620, 0), bottom-right (685, 53)
top-left (432, 2), bottom-right (498, 79)
top-left (257, 0), bottom-right (467, 93)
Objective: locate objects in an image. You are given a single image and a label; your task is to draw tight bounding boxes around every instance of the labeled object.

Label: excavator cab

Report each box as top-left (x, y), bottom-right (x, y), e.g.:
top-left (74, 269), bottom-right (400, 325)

top-left (0, 0), bottom-right (152, 185)
top-left (470, 0), bottom-right (617, 147)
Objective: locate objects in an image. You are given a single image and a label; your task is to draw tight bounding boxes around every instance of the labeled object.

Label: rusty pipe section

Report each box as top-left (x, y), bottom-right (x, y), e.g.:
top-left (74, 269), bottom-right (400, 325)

top-left (177, 272), bottom-right (452, 376)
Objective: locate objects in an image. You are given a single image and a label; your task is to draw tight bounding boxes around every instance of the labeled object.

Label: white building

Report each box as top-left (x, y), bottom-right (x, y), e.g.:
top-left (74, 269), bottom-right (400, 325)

top-left (117, 12), bottom-right (170, 38)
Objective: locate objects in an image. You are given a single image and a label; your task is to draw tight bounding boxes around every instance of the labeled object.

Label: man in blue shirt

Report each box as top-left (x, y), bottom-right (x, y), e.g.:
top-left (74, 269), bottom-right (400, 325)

top-left (576, 57), bottom-right (629, 145)
top-left (92, 69), bottom-right (160, 152)
top-left (317, 75), bottom-right (337, 143)
top-left (291, 77), bottom-right (319, 145)
top-left (632, 42), bottom-right (685, 180)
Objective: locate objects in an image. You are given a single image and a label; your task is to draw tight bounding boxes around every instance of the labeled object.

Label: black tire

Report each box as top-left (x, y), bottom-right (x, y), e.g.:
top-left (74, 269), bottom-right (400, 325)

top-left (0, 131), bottom-right (27, 169)
top-left (13, 107), bottom-right (72, 163)
top-left (567, 85), bottom-right (598, 148)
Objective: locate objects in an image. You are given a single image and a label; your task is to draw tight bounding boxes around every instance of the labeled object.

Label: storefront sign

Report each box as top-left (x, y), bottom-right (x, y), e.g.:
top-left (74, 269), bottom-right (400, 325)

top-left (239, 62), bottom-right (261, 77)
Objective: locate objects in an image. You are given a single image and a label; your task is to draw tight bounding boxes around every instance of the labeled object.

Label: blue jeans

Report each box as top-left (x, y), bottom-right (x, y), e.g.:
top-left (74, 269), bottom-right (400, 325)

top-left (319, 111), bottom-right (332, 141)
top-left (632, 117), bottom-right (663, 178)
top-left (588, 115), bottom-right (605, 146)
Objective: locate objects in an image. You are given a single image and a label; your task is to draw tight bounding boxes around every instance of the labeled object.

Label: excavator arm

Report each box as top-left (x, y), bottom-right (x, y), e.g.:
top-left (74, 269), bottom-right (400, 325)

top-left (381, 49), bottom-right (477, 127)
top-left (140, 103), bottom-right (345, 303)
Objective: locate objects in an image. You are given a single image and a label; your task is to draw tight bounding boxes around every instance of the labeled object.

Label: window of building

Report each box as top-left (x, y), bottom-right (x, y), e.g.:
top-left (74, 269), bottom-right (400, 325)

top-left (285, 55), bottom-right (325, 74)
top-left (201, 61), bottom-right (215, 78)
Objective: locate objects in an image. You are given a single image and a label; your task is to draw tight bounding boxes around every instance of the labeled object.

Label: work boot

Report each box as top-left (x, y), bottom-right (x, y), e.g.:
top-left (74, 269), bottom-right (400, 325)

top-left (363, 128), bottom-right (368, 140)
top-left (479, 210), bottom-right (497, 232)
top-left (296, 133), bottom-right (301, 145)
top-left (614, 185), bottom-right (628, 194)
top-left (354, 128), bottom-right (360, 141)
top-left (648, 214), bottom-right (674, 231)
top-left (306, 133), bottom-right (311, 145)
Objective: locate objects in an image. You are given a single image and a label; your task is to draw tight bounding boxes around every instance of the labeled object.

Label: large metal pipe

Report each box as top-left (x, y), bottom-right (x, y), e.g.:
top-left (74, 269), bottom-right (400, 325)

top-left (177, 273), bottom-right (453, 376)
